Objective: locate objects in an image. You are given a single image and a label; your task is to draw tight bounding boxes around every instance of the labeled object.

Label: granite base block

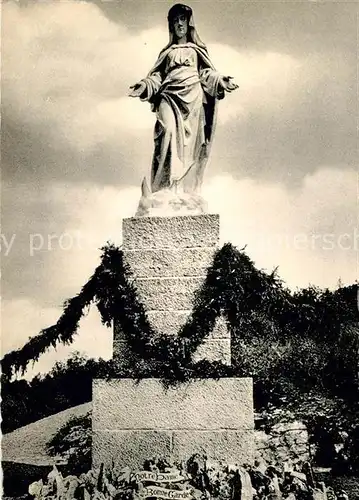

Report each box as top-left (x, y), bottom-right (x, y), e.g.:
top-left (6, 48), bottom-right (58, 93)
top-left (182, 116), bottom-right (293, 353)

top-left (122, 214), bottom-right (220, 250)
top-left (133, 277), bottom-right (203, 311)
top-left (114, 312), bottom-right (229, 339)
top-left (172, 430), bottom-right (254, 465)
top-left (123, 248), bottom-right (215, 279)
top-left (93, 379), bottom-right (253, 431)
top-left (92, 429), bottom-right (254, 469)
top-left (92, 430), bottom-right (172, 470)
top-left (92, 378), bottom-right (254, 468)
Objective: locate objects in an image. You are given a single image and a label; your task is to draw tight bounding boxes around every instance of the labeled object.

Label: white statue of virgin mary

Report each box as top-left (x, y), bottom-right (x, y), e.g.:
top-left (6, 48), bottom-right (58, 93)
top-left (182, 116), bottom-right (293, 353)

top-left (129, 3), bottom-right (238, 215)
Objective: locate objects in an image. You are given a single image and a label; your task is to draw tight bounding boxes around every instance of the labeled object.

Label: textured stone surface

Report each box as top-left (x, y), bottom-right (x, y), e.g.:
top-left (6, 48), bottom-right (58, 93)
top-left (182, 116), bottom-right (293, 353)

top-left (92, 430), bottom-right (172, 469)
top-left (123, 248), bottom-right (215, 279)
top-left (114, 314), bottom-right (229, 340)
top-left (93, 379), bottom-right (253, 431)
top-left (115, 213), bottom-right (230, 365)
top-left (192, 339), bottom-right (231, 365)
top-left (172, 430), bottom-right (254, 465)
top-left (122, 214), bottom-right (219, 250)
top-left (113, 313), bottom-right (230, 365)
top-left (134, 277), bottom-right (203, 311)
top-left (142, 312), bottom-right (229, 338)
top-left (92, 378), bottom-right (255, 468)
top-left (93, 429), bottom-right (254, 469)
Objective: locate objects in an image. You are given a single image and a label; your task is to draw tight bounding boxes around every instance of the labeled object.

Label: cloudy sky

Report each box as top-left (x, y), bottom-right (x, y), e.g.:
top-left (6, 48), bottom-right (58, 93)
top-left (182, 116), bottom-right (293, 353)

top-left (2, 0), bottom-right (357, 378)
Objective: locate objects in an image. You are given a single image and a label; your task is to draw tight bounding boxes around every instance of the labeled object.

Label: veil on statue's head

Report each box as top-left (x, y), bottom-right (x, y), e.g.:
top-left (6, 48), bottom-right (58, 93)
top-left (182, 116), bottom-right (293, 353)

top-left (160, 3), bottom-right (208, 54)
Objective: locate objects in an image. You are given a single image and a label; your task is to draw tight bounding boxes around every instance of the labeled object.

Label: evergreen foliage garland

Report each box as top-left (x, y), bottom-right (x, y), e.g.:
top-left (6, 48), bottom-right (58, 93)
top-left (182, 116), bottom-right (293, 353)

top-left (1, 269), bottom-right (101, 378)
top-left (1, 244), bottom-right (157, 380)
top-left (2, 242), bottom-right (358, 386)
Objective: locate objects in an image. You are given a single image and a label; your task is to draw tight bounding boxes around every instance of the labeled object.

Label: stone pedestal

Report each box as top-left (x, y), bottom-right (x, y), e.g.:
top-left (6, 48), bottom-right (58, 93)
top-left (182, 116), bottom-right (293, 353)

top-left (92, 213), bottom-right (254, 469)
top-left (113, 214), bottom-right (231, 368)
top-left (92, 378), bottom-right (254, 469)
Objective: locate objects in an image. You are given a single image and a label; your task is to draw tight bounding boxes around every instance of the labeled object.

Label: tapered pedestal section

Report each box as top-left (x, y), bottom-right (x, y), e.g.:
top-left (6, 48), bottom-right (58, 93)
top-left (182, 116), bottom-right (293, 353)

top-left (113, 214), bottom-right (231, 368)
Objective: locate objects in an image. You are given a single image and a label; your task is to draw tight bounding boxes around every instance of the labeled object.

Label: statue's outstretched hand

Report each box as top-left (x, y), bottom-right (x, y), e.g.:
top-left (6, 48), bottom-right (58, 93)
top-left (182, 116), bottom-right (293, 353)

top-left (128, 81), bottom-right (146, 98)
top-left (220, 76), bottom-right (239, 93)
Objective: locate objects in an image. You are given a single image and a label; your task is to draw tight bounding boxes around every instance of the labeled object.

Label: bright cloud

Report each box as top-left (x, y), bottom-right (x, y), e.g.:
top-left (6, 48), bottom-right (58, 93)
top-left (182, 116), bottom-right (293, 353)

top-left (3, 1), bottom-right (314, 153)
top-left (204, 168), bottom-right (356, 289)
top-left (1, 299), bottom-right (112, 380)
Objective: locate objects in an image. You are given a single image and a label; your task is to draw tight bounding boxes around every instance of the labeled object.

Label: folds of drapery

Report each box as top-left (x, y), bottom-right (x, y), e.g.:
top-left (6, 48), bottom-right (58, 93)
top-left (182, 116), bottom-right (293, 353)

top-left (137, 47), bottom-right (226, 194)
top-left (140, 72), bottom-right (162, 103)
top-left (199, 67), bottom-right (225, 100)
top-left (139, 67), bottom-right (225, 107)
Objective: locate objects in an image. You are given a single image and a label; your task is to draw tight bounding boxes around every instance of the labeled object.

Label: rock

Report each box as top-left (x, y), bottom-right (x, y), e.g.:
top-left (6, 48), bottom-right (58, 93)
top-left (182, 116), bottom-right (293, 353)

top-left (47, 465), bottom-right (64, 499)
top-left (28, 479), bottom-right (44, 499)
top-left (255, 420), bottom-right (309, 467)
top-left (238, 467), bottom-right (254, 500)
top-left (63, 475), bottom-right (79, 500)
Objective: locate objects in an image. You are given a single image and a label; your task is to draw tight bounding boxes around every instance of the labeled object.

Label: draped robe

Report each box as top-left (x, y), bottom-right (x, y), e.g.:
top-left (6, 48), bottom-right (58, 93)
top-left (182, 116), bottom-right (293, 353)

top-left (139, 42), bottom-right (225, 195)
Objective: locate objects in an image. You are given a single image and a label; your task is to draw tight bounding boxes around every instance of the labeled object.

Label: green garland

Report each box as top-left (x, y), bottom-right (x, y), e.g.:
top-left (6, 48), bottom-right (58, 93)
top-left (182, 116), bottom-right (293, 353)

top-left (1, 244), bottom-right (158, 380)
top-left (0, 242), bottom-right (286, 383)
top-left (2, 242), bottom-right (358, 386)
top-left (1, 267), bottom-right (102, 378)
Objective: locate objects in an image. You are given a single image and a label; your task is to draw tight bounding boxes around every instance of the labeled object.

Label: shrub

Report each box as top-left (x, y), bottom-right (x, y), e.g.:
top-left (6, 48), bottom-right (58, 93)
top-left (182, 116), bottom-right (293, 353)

top-left (46, 411), bottom-right (92, 475)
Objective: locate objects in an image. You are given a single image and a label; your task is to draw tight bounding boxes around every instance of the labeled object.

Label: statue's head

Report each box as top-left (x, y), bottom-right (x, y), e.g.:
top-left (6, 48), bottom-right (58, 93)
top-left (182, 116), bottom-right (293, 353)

top-left (167, 4), bottom-right (192, 41)
top-left (162, 4), bottom-right (207, 53)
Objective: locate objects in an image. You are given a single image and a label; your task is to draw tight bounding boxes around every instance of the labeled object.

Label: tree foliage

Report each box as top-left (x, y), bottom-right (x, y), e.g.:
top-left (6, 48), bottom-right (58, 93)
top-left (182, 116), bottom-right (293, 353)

top-left (1, 353), bottom-right (113, 433)
top-left (46, 411), bottom-right (92, 475)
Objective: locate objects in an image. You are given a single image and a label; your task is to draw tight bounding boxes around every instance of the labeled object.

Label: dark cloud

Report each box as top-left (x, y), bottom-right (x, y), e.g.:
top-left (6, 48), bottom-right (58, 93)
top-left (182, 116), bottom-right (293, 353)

top-left (2, 0), bottom-right (357, 312)
top-left (212, 95), bottom-right (356, 185)
top-left (2, 113), bottom-right (144, 187)
top-left (2, 1), bottom-right (356, 190)
top-left (96, 0), bottom-right (357, 56)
